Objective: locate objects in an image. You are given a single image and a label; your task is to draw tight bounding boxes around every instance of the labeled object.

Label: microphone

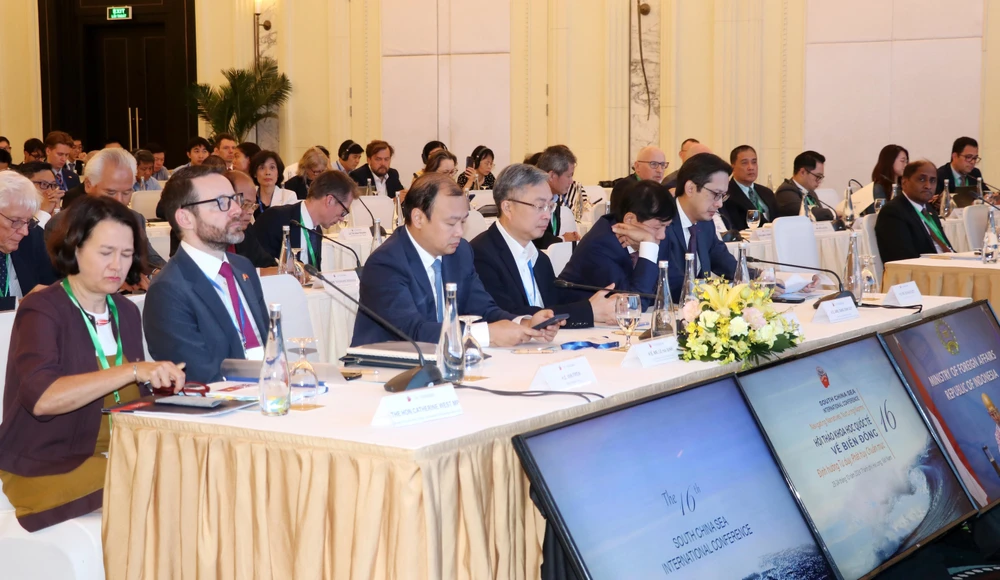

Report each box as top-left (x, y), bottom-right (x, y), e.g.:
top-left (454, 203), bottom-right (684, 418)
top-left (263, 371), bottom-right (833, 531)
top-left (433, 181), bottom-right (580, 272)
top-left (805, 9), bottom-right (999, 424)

top-left (848, 178), bottom-right (865, 191)
top-left (304, 264), bottom-right (443, 392)
top-left (554, 279), bottom-right (655, 300)
top-left (355, 196), bottom-right (387, 237)
top-left (808, 195), bottom-right (844, 228)
top-left (289, 220), bottom-right (362, 275)
top-left (745, 257), bottom-right (854, 308)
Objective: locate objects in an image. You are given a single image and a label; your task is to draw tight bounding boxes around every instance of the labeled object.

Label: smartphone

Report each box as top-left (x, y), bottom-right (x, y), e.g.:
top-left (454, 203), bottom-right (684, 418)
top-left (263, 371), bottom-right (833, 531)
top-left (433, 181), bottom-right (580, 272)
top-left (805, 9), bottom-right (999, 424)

top-left (772, 295), bottom-right (806, 304)
top-left (465, 156), bottom-right (475, 168)
top-left (532, 313), bottom-right (570, 330)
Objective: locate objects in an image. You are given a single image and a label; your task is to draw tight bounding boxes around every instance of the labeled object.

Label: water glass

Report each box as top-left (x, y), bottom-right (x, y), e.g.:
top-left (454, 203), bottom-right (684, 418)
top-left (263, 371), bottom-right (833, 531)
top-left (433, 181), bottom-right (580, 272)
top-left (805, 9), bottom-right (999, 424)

top-left (287, 337), bottom-right (320, 399)
top-left (615, 294), bottom-right (642, 349)
top-left (873, 199), bottom-right (886, 214)
top-left (860, 255), bottom-right (878, 295)
top-left (458, 315), bottom-right (484, 370)
top-left (746, 210), bottom-right (761, 232)
top-left (756, 266), bottom-right (776, 293)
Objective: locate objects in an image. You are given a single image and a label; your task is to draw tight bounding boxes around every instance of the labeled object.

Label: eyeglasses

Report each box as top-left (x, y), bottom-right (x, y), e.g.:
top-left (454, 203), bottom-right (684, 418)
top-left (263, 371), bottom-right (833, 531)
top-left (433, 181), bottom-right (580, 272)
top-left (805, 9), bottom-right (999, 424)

top-left (181, 193), bottom-right (245, 212)
top-left (636, 160), bottom-right (669, 171)
top-left (508, 198), bottom-right (557, 213)
top-left (0, 211), bottom-right (36, 231)
top-left (806, 169), bottom-right (825, 181)
top-left (961, 154), bottom-right (983, 164)
top-left (333, 195), bottom-right (351, 219)
top-left (700, 186), bottom-right (730, 203)
top-left (31, 180), bottom-right (60, 191)
top-left (151, 382), bottom-right (210, 397)
top-left (241, 201), bottom-right (260, 213)
top-left (27, 151), bottom-right (45, 161)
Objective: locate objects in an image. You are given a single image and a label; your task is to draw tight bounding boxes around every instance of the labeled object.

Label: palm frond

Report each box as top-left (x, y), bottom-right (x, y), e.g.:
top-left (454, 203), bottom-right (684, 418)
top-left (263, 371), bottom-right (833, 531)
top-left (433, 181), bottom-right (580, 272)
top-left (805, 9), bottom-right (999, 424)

top-left (188, 56), bottom-right (293, 142)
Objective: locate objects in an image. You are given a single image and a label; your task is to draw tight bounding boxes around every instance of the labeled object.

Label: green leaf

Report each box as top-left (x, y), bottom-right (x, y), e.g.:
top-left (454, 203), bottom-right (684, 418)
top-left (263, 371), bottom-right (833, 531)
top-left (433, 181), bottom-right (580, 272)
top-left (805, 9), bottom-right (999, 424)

top-left (188, 56), bottom-right (293, 142)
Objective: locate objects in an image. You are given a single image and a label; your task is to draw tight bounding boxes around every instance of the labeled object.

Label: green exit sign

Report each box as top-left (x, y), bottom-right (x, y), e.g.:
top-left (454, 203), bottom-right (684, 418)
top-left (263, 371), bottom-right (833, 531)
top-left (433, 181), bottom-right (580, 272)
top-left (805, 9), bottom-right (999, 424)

top-left (107, 6), bottom-right (132, 21)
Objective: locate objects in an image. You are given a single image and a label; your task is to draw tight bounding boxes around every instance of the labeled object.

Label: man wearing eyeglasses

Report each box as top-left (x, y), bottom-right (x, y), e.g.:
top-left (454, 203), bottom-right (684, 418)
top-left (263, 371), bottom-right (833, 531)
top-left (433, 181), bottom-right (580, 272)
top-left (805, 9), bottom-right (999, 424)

top-left (144, 165), bottom-right (269, 383)
top-left (224, 170), bottom-right (278, 268)
top-left (0, 172), bottom-right (58, 303)
top-left (20, 138), bottom-right (45, 167)
top-left (936, 136), bottom-right (984, 196)
top-left (251, 170), bottom-right (356, 271)
top-left (471, 164), bottom-right (617, 328)
top-left (15, 162), bottom-right (64, 228)
top-left (611, 146), bottom-right (668, 198)
top-left (720, 145), bottom-right (779, 231)
top-left (773, 150), bottom-right (834, 220)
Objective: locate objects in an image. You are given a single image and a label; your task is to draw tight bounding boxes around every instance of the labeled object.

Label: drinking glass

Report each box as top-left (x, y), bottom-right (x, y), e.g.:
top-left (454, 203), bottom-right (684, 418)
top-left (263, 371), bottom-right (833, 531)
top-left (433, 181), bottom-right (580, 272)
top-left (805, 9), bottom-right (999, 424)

top-left (615, 294), bottom-right (642, 350)
top-left (860, 255), bottom-right (878, 295)
top-left (458, 315), bottom-right (484, 370)
top-left (756, 266), bottom-right (776, 293)
top-left (873, 199), bottom-right (886, 214)
top-left (746, 210), bottom-right (761, 232)
top-left (287, 337), bottom-right (320, 399)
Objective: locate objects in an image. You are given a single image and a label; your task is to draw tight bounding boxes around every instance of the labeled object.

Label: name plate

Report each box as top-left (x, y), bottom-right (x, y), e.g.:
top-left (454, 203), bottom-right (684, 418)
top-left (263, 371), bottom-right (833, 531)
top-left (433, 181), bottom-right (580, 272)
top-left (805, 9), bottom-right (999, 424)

top-left (371, 384), bottom-right (463, 427)
top-left (622, 336), bottom-right (679, 368)
top-left (530, 356), bottom-right (597, 391)
top-left (812, 296), bottom-right (860, 324)
top-left (750, 228), bottom-right (773, 242)
top-left (882, 281), bottom-right (922, 306)
top-left (338, 228), bottom-right (372, 243)
top-left (322, 270), bottom-right (360, 286)
top-left (813, 222), bottom-right (835, 234)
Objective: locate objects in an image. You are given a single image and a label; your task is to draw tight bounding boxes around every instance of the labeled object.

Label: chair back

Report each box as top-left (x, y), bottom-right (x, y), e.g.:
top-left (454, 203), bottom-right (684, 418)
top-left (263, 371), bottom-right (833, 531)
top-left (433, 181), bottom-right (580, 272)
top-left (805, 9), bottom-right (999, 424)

top-left (469, 190), bottom-right (494, 210)
top-left (130, 191), bottom-right (160, 220)
top-left (860, 214), bottom-right (883, 285)
top-left (0, 511), bottom-right (106, 580)
top-left (348, 196), bottom-right (395, 230)
top-left (259, 274), bottom-right (317, 361)
top-left (964, 204), bottom-right (990, 250)
top-left (582, 185), bottom-right (608, 206)
top-left (772, 216), bottom-right (821, 272)
top-left (462, 210), bottom-right (489, 241)
top-left (543, 242), bottom-right (574, 276)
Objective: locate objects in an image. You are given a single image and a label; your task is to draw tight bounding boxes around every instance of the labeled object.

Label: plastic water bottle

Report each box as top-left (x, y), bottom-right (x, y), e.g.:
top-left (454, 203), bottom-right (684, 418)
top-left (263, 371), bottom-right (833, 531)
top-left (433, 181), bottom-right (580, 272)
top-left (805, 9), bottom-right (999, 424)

top-left (844, 232), bottom-right (864, 304)
top-left (370, 218), bottom-right (384, 253)
top-left (435, 283), bottom-right (464, 382)
top-left (733, 243), bottom-right (751, 285)
top-left (258, 304), bottom-right (290, 416)
top-left (277, 225), bottom-right (300, 281)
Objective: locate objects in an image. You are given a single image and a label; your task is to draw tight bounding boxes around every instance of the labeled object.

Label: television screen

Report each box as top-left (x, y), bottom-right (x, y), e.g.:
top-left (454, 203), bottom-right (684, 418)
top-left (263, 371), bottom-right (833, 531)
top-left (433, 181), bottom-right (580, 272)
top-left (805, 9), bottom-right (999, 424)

top-left (739, 336), bottom-right (976, 580)
top-left (883, 301), bottom-right (1000, 511)
top-left (514, 376), bottom-right (834, 580)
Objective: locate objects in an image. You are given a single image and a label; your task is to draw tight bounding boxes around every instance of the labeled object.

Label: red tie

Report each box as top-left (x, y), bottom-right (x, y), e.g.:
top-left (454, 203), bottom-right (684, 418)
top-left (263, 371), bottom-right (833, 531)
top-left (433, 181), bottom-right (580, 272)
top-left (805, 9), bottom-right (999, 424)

top-left (218, 262), bottom-right (261, 349)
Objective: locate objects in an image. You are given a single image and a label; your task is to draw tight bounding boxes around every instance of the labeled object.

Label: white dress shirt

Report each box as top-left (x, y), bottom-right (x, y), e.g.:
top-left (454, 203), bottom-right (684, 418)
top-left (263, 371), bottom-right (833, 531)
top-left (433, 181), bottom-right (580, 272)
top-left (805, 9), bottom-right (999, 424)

top-left (496, 221), bottom-right (543, 308)
top-left (298, 202), bottom-right (316, 260)
top-left (181, 241), bottom-right (264, 355)
top-left (677, 202), bottom-right (701, 273)
top-left (373, 172), bottom-right (389, 197)
top-left (904, 195), bottom-right (947, 253)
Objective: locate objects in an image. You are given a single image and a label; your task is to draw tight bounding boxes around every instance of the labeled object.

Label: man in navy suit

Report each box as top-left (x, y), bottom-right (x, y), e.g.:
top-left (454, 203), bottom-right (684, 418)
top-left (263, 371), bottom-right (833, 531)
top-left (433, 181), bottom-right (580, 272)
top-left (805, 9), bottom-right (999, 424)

top-left (661, 153), bottom-right (738, 301)
top-left (720, 145), bottom-right (779, 231)
top-left (251, 170), bottom-right (356, 270)
top-left (348, 140), bottom-right (404, 199)
top-left (0, 172), bottom-right (58, 300)
top-left (559, 179), bottom-right (674, 309)
top-left (935, 136), bottom-right (985, 196)
top-left (352, 173), bottom-right (562, 347)
top-left (144, 165), bottom-right (269, 383)
top-left (471, 164), bottom-right (616, 328)
top-left (43, 131), bottom-right (80, 192)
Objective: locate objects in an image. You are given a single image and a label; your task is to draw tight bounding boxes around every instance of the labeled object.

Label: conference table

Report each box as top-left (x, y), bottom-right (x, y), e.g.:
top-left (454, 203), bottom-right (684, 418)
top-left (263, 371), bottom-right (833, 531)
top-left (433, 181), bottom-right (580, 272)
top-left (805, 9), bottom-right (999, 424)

top-left (882, 255), bottom-right (1000, 307)
top-left (102, 294), bottom-right (970, 579)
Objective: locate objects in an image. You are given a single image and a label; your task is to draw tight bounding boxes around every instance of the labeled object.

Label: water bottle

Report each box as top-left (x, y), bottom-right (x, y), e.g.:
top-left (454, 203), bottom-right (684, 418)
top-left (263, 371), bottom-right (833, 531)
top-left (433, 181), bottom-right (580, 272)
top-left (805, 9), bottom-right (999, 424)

top-left (435, 283), bottom-right (464, 382)
top-left (393, 194), bottom-right (402, 227)
top-left (860, 255), bottom-right (878, 295)
top-left (733, 243), bottom-right (751, 285)
top-left (277, 225), bottom-right (300, 280)
top-left (366, 178), bottom-right (373, 196)
top-left (572, 182), bottom-right (584, 221)
top-left (370, 218), bottom-right (384, 253)
top-left (675, 252), bottom-right (699, 323)
top-left (650, 261), bottom-right (676, 338)
top-left (940, 184), bottom-right (955, 218)
top-left (843, 232), bottom-right (864, 304)
top-left (258, 304), bottom-right (290, 416)
top-left (983, 210), bottom-right (998, 264)
top-left (843, 183), bottom-right (856, 229)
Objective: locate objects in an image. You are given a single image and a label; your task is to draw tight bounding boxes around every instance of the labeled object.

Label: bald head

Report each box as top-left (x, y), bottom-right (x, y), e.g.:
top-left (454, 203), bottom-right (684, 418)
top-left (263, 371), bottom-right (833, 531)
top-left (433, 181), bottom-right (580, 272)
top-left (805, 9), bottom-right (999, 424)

top-left (633, 146), bottom-right (667, 181)
top-left (224, 170), bottom-right (255, 229)
top-left (683, 143), bottom-right (713, 161)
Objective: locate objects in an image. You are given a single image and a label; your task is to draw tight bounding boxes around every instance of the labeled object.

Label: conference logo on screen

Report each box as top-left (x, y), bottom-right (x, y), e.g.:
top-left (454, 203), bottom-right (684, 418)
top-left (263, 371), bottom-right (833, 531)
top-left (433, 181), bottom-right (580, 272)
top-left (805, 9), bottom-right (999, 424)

top-left (935, 320), bottom-right (960, 355)
top-left (816, 367), bottom-right (830, 388)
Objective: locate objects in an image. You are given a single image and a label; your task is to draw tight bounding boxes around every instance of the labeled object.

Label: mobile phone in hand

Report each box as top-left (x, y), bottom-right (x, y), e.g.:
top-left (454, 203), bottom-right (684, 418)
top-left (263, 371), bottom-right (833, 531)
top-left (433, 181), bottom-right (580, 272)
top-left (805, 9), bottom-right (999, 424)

top-left (532, 313), bottom-right (570, 330)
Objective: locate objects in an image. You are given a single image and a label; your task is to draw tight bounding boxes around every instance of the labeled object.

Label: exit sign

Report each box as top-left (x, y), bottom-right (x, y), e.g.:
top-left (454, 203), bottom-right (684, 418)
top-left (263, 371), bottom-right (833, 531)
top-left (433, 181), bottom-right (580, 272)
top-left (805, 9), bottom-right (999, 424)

top-left (107, 6), bottom-right (132, 20)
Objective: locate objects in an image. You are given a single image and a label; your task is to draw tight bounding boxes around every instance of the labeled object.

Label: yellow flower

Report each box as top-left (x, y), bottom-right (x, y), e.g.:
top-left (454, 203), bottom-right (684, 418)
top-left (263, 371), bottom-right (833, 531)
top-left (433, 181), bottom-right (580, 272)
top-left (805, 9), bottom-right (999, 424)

top-left (699, 310), bottom-right (720, 329)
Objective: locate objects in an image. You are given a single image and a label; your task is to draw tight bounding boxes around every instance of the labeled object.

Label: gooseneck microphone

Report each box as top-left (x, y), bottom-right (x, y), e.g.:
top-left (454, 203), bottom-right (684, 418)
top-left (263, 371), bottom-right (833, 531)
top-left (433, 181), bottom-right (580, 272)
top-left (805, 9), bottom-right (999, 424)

top-left (355, 196), bottom-right (387, 237)
top-left (554, 279), bottom-right (656, 300)
top-left (304, 264), bottom-right (443, 392)
top-left (290, 220), bottom-right (363, 275)
top-left (745, 256), bottom-right (854, 308)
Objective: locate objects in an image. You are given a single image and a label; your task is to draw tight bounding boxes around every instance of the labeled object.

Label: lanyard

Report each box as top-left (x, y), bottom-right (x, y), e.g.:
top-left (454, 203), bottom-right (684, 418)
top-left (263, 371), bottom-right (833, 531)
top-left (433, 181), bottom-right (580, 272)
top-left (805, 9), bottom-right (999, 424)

top-left (526, 259), bottom-right (539, 307)
top-left (301, 208), bottom-right (317, 266)
top-left (0, 255), bottom-right (8, 298)
top-left (207, 276), bottom-right (250, 349)
top-left (551, 200), bottom-right (560, 235)
top-left (918, 210), bottom-right (949, 248)
top-left (62, 279), bottom-right (122, 428)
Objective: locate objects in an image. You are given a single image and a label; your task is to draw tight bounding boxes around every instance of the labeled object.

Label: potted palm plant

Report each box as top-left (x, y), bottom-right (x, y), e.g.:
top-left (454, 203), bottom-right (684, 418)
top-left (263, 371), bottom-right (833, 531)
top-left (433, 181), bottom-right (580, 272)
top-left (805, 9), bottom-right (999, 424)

top-left (190, 56), bottom-right (292, 142)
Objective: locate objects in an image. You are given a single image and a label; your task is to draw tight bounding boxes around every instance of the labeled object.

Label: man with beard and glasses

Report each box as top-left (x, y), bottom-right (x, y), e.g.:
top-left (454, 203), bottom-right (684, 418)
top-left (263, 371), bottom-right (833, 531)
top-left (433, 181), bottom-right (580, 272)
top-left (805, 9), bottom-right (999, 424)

top-left (349, 140), bottom-right (404, 198)
top-left (143, 165), bottom-right (268, 383)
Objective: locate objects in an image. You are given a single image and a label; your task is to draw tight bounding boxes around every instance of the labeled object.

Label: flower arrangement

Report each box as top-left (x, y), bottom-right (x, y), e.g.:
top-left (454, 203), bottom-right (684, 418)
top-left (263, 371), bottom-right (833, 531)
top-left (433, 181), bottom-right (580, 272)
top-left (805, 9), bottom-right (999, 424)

top-left (677, 278), bottom-right (802, 367)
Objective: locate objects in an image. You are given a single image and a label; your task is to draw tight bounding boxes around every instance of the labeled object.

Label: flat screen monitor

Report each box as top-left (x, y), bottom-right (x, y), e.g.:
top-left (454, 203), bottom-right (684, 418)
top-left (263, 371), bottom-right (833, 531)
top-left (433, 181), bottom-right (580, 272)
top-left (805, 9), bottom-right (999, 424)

top-left (739, 336), bottom-right (976, 580)
top-left (882, 300), bottom-right (1000, 512)
top-left (513, 376), bottom-right (835, 580)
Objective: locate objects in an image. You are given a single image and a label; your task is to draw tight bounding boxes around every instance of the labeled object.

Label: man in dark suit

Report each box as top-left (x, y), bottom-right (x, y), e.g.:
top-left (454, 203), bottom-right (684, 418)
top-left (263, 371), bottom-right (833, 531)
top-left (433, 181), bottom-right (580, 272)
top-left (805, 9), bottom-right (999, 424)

top-left (144, 165), bottom-right (269, 383)
top-left (0, 172), bottom-right (58, 300)
top-left (533, 145), bottom-right (581, 250)
top-left (251, 170), bottom-right (356, 271)
top-left (935, 136), bottom-right (985, 195)
top-left (611, 146), bottom-right (668, 204)
top-left (661, 153), bottom-right (738, 301)
top-left (352, 173), bottom-right (562, 347)
top-left (44, 131), bottom-right (80, 192)
top-left (559, 179), bottom-right (674, 309)
top-left (720, 145), bottom-right (779, 231)
top-left (876, 160), bottom-right (953, 264)
top-left (471, 164), bottom-right (616, 328)
top-left (773, 150), bottom-right (834, 220)
top-left (348, 140), bottom-right (404, 198)
top-left (225, 170), bottom-right (278, 267)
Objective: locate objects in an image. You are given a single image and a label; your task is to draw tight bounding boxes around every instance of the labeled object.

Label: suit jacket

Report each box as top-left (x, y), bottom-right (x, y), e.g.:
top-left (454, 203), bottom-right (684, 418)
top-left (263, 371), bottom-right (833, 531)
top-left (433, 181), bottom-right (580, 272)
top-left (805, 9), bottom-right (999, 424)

top-left (935, 163), bottom-right (984, 195)
top-left (62, 183), bottom-right (86, 209)
top-left (874, 192), bottom-right (952, 264)
top-left (284, 175), bottom-right (310, 201)
top-left (58, 165), bottom-right (81, 191)
top-left (557, 215), bottom-right (659, 308)
top-left (143, 246), bottom-right (268, 383)
top-left (45, 205), bottom-right (164, 271)
top-left (349, 164), bottom-right (404, 199)
top-left (10, 225), bottom-right (57, 295)
top-left (661, 169), bottom-right (679, 190)
top-left (234, 227), bottom-right (277, 268)
top-left (659, 213), bottom-right (737, 302)
top-left (470, 223), bottom-right (593, 328)
top-left (351, 227), bottom-right (515, 346)
top-left (773, 178), bottom-right (835, 220)
top-left (250, 202), bottom-right (323, 270)
top-left (720, 179), bottom-right (779, 231)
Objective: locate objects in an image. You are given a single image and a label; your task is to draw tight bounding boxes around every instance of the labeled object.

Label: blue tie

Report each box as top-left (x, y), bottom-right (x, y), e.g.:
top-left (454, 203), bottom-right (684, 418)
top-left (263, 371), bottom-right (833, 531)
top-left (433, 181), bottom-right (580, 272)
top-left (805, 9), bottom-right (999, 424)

top-left (432, 258), bottom-right (444, 322)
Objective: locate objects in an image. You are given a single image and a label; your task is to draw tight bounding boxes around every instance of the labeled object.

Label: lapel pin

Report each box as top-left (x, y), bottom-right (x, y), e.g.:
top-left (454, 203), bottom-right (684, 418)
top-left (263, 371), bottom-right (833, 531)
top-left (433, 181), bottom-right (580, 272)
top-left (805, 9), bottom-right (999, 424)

top-left (242, 273), bottom-right (249, 282)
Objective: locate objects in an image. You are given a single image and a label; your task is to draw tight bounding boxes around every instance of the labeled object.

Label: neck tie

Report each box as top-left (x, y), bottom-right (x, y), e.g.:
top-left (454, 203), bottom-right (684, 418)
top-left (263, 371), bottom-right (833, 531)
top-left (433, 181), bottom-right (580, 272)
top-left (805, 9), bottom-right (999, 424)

top-left (432, 258), bottom-right (444, 322)
top-left (748, 186), bottom-right (767, 219)
top-left (630, 252), bottom-right (639, 268)
top-left (0, 254), bottom-right (8, 298)
top-left (219, 262), bottom-right (261, 349)
top-left (919, 208), bottom-right (953, 253)
top-left (54, 171), bottom-right (66, 191)
top-left (227, 244), bottom-right (236, 254)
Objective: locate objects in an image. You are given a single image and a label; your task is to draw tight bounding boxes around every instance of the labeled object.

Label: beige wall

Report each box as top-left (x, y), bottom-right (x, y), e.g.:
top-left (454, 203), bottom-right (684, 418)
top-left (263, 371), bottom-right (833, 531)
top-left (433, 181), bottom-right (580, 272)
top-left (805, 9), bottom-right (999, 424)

top-left (0, 0), bottom-right (43, 157)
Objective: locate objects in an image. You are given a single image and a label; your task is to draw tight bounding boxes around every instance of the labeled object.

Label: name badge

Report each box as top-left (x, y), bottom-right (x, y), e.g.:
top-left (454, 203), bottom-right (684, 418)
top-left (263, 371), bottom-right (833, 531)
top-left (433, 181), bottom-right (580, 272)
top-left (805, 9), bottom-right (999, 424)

top-left (813, 222), bottom-right (835, 234)
top-left (812, 296), bottom-right (860, 324)
top-left (750, 228), bottom-right (773, 242)
top-left (530, 356), bottom-right (597, 391)
top-left (338, 228), bottom-right (372, 243)
top-left (622, 336), bottom-right (679, 368)
top-left (371, 384), bottom-right (463, 427)
top-left (882, 281), bottom-right (922, 307)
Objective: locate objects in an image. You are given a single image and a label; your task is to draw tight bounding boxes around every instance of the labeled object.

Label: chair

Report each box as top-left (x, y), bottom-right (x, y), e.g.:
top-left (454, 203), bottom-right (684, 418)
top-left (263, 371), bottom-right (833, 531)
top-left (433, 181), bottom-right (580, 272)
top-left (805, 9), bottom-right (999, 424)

top-left (463, 210), bottom-right (488, 241)
top-left (130, 190), bottom-right (160, 220)
top-left (348, 196), bottom-right (395, 231)
top-left (543, 242), bottom-right (574, 276)
top-left (582, 185), bottom-right (607, 206)
top-left (260, 274), bottom-right (317, 361)
top-left (772, 216), bottom-right (820, 272)
top-left (964, 204), bottom-right (990, 250)
top-left (814, 188), bottom-right (841, 215)
top-left (860, 214), bottom-right (883, 287)
top-left (588, 201), bottom-right (608, 224)
top-left (559, 206), bottom-right (578, 235)
top-left (469, 190), bottom-right (494, 211)
top-left (0, 510), bottom-right (105, 580)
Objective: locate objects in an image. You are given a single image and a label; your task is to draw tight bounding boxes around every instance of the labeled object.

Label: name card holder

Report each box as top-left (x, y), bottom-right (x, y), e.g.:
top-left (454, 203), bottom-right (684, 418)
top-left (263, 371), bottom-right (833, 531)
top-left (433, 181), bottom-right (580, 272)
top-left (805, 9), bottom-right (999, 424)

top-left (338, 228), bottom-right (372, 243)
top-left (621, 336), bottom-right (679, 368)
top-left (371, 384), bottom-right (463, 427)
top-left (811, 297), bottom-right (860, 324)
top-left (530, 356), bottom-right (597, 391)
top-left (882, 281), bottom-right (922, 307)
top-left (813, 222), bottom-right (835, 234)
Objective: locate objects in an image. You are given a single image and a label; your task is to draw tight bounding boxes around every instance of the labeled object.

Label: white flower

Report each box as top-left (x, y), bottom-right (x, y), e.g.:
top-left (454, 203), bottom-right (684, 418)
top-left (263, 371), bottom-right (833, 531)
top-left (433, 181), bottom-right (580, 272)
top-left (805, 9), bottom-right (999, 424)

top-left (699, 310), bottom-right (720, 329)
top-left (730, 316), bottom-right (749, 337)
top-left (681, 299), bottom-right (701, 322)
